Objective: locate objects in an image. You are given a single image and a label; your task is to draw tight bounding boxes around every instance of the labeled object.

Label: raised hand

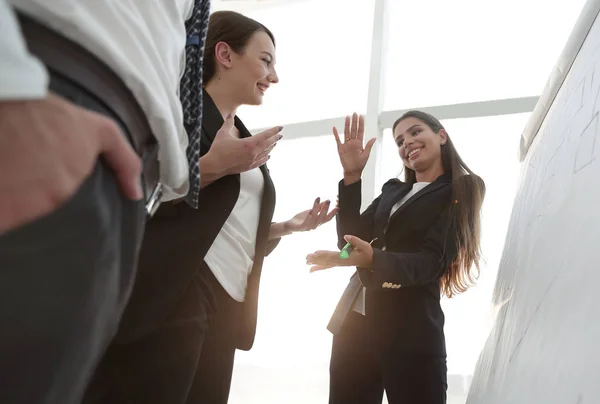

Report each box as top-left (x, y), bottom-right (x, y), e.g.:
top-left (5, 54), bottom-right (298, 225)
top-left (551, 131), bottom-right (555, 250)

top-left (205, 115), bottom-right (283, 178)
top-left (333, 113), bottom-right (376, 182)
top-left (285, 197), bottom-right (338, 233)
top-left (0, 94), bottom-right (142, 234)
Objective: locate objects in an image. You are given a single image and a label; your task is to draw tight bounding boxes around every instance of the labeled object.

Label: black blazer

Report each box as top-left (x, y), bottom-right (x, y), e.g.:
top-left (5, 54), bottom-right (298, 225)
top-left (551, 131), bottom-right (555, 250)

top-left (328, 172), bottom-right (459, 356)
top-left (115, 93), bottom-right (279, 351)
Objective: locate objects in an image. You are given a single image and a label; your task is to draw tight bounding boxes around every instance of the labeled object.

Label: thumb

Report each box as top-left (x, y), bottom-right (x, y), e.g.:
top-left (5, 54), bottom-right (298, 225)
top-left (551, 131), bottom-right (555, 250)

top-left (364, 137), bottom-right (376, 155)
top-left (216, 113), bottom-right (235, 137)
top-left (344, 235), bottom-right (369, 250)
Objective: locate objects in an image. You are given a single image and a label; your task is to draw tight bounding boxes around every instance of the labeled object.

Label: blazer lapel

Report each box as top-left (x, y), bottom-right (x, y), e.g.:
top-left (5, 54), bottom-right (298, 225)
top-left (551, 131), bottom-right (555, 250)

top-left (387, 172), bottom-right (452, 224)
top-left (232, 110), bottom-right (277, 223)
top-left (373, 182), bottom-right (410, 238)
top-left (200, 92), bottom-right (225, 145)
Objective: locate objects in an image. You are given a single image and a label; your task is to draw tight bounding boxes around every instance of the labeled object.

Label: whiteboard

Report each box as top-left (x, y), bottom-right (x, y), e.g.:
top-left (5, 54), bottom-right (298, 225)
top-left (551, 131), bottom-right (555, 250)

top-left (467, 0), bottom-right (600, 403)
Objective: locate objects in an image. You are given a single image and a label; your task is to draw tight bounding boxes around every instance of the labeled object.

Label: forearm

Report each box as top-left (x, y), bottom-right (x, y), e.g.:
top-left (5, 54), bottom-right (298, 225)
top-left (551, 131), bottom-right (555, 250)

top-left (199, 153), bottom-right (225, 189)
top-left (0, 1), bottom-right (48, 100)
top-left (268, 221), bottom-right (293, 240)
top-left (336, 179), bottom-right (370, 248)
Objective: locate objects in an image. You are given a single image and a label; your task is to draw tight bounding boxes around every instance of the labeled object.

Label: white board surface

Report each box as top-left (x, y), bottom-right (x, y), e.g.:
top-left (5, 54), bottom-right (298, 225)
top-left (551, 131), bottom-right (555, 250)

top-left (467, 1), bottom-right (600, 403)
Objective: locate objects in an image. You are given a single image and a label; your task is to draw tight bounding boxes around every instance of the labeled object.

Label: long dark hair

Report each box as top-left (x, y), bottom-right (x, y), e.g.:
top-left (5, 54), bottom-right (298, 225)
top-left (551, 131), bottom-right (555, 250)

top-left (203, 11), bottom-right (275, 83)
top-left (393, 110), bottom-right (486, 298)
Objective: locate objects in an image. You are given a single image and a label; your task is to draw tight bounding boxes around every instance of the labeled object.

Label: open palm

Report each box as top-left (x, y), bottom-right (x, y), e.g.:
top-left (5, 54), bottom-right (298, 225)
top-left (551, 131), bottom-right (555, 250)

top-left (333, 113), bottom-right (376, 176)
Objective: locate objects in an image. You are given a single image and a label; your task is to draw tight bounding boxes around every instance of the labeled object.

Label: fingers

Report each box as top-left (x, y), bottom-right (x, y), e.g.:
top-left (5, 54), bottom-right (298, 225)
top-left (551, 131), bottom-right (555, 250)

top-left (94, 114), bottom-right (143, 200)
top-left (254, 140), bottom-right (277, 161)
top-left (253, 125), bottom-right (283, 146)
top-left (302, 198), bottom-right (321, 230)
top-left (350, 113), bottom-right (358, 140)
top-left (216, 113), bottom-right (235, 138)
top-left (309, 265), bottom-right (334, 273)
top-left (364, 137), bottom-right (376, 156)
top-left (341, 113), bottom-right (365, 142)
top-left (323, 206), bottom-right (339, 223)
top-left (249, 155), bottom-right (270, 169)
top-left (344, 116), bottom-right (350, 141)
top-left (308, 199), bottom-right (338, 229)
top-left (332, 126), bottom-right (342, 147)
top-left (344, 235), bottom-right (369, 250)
top-left (317, 200), bottom-right (330, 221)
top-left (357, 114), bottom-right (365, 142)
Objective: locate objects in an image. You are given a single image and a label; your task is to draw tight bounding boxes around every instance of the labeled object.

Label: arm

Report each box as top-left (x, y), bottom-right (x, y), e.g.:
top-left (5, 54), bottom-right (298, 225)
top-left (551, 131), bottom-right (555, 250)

top-left (336, 177), bottom-right (393, 250)
top-left (0, 1), bottom-right (49, 100)
top-left (268, 221), bottom-right (292, 240)
top-left (198, 152), bottom-right (224, 189)
top-left (358, 204), bottom-right (459, 291)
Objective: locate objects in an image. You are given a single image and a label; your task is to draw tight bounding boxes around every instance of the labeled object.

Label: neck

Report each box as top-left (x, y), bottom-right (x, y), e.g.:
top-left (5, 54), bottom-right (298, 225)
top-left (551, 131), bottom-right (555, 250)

top-left (204, 79), bottom-right (240, 118)
top-left (415, 161), bottom-right (445, 183)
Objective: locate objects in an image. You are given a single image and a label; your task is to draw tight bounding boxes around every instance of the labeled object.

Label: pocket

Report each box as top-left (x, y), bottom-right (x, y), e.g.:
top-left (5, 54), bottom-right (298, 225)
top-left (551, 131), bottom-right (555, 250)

top-left (0, 161), bottom-right (118, 255)
top-left (0, 179), bottom-right (91, 254)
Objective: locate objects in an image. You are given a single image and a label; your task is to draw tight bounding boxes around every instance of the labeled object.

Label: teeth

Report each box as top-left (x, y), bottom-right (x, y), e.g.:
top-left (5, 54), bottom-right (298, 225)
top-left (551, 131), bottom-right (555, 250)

top-left (409, 148), bottom-right (420, 157)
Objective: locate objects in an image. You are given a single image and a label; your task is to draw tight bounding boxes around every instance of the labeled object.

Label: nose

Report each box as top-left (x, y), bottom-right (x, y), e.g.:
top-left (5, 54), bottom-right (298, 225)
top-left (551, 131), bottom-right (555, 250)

top-left (268, 69), bottom-right (279, 84)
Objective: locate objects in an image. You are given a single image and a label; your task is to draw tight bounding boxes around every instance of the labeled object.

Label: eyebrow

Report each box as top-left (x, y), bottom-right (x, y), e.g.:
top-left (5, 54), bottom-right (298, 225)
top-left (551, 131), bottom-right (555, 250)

top-left (395, 124), bottom-right (421, 139)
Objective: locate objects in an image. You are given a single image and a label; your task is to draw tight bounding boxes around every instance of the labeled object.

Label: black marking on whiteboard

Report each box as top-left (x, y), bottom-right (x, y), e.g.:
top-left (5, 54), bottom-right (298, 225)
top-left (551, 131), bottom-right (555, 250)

top-left (574, 112), bottom-right (598, 173)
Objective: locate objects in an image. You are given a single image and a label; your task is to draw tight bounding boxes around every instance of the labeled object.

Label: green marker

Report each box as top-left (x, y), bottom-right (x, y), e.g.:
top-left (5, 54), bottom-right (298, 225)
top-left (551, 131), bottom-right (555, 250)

top-left (339, 242), bottom-right (354, 259)
top-left (339, 237), bottom-right (378, 259)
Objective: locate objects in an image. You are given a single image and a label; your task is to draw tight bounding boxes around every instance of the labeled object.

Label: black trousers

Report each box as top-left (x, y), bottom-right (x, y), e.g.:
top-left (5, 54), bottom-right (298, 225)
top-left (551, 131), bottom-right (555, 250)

top-left (329, 311), bottom-right (448, 404)
top-left (83, 226), bottom-right (239, 404)
top-left (0, 74), bottom-right (146, 404)
top-left (186, 267), bottom-right (241, 404)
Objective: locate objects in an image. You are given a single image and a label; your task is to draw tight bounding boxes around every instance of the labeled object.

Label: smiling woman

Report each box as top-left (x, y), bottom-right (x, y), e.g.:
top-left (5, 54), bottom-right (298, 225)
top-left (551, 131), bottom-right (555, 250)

top-left (82, 10), bottom-right (337, 404)
top-left (306, 111), bottom-right (485, 404)
top-left (202, 10), bottom-right (279, 106)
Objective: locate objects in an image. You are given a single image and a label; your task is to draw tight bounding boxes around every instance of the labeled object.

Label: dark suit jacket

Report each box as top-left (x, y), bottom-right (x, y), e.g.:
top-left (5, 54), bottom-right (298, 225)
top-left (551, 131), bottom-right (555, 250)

top-left (115, 93), bottom-right (279, 351)
top-left (328, 172), bottom-right (459, 356)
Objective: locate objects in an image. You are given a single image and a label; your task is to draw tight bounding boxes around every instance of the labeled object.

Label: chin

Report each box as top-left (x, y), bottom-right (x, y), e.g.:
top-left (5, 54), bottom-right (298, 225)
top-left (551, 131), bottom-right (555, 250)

top-left (247, 94), bottom-right (264, 106)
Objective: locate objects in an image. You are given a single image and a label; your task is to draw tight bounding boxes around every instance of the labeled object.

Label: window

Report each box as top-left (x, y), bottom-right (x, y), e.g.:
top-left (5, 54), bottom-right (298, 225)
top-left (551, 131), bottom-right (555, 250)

top-left (383, 0), bottom-right (587, 109)
top-left (227, 0), bottom-right (375, 128)
top-left (230, 135), bottom-right (354, 403)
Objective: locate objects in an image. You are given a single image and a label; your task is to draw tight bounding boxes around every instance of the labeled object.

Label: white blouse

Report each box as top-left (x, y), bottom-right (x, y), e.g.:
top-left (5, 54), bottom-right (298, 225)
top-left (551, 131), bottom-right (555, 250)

top-left (204, 169), bottom-right (264, 302)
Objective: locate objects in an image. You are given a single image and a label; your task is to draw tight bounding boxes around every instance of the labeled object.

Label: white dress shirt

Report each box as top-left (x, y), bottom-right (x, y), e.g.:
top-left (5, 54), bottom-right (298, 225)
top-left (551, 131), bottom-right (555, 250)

top-left (1, 0), bottom-right (194, 200)
top-left (204, 169), bottom-right (265, 302)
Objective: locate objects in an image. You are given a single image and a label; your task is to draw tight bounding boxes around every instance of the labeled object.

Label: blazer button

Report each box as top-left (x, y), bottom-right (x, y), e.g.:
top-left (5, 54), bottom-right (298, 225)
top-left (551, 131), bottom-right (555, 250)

top-left (382, 246), bottom-right (387, 251)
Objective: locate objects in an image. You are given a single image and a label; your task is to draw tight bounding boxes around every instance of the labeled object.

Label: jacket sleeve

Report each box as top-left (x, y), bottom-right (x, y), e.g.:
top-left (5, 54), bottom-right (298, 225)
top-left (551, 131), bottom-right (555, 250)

top-left (358, 204), bottom-right (459, 291)
top-left (336, 179), bottom-right (396, 250)
top-left (0, 1), bottom-right (48, 99)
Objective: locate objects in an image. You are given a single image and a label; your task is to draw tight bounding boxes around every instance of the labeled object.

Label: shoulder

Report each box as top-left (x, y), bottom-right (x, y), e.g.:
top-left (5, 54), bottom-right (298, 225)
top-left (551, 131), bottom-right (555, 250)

top-left (381, 178), bottom-right (402, 193)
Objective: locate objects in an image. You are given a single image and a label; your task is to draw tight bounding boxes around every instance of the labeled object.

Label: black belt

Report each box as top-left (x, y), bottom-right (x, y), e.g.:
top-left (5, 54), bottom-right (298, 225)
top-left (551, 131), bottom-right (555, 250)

top-left (17, 13), bottom-right (163, 217)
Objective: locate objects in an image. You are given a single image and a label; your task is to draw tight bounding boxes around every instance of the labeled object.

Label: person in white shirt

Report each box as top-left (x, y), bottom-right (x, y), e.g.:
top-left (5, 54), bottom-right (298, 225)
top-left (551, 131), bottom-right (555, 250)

top-left (0, 2), bottom-right (281, 404)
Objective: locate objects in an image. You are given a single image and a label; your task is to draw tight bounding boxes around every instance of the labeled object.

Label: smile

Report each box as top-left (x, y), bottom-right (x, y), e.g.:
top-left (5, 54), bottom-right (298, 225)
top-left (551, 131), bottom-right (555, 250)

top-left (257, 83), bottom-right (268, 94)
top-left (408, 148), bottom-right (422, 160)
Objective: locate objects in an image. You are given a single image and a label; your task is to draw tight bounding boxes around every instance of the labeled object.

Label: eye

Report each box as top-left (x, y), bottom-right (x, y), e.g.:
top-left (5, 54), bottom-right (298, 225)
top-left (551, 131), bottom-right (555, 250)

top-left (396, 139), bottom-right (404, 147)
top-left (411, 128), bottom-right (422, 136)
top-left (262, 58), bottom-right (271, 66)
